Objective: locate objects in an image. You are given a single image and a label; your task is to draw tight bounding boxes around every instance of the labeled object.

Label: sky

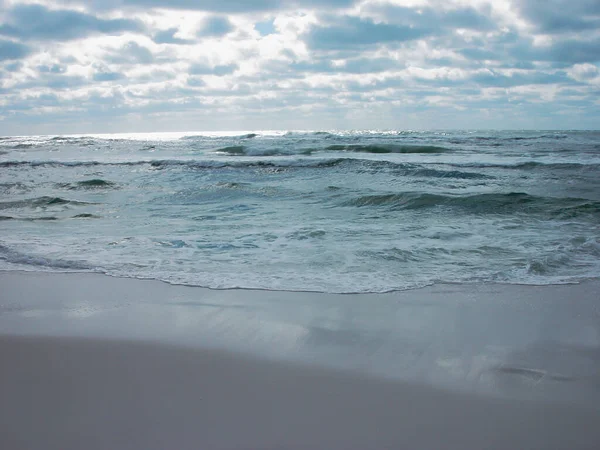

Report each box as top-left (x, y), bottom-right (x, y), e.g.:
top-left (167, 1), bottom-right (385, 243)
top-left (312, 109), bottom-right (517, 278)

top-left (0, 0), bottom-right (599, 135)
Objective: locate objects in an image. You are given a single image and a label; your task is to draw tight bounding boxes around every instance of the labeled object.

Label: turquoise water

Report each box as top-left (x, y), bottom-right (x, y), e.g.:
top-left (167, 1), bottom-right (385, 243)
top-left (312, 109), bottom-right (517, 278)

top-left (1, 130), bottom-right (599, 292)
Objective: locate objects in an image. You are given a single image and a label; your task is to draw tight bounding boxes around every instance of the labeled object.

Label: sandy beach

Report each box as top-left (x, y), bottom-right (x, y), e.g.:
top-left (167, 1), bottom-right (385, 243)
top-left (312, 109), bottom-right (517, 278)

top-left (1, 272), bottom-right (600, 449)
top-left (2, 335), bottom-right (600, 450)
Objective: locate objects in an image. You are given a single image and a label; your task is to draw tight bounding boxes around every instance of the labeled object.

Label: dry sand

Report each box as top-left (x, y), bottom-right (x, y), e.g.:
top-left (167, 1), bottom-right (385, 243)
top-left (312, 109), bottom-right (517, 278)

top-left (1, 334), bottom-right (600, 450)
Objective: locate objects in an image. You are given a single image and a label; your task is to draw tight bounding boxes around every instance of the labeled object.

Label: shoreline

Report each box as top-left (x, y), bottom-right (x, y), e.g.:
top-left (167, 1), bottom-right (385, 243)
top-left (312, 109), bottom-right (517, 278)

top-left (2, 267), bottom-right (598, 295)
top-left (2, 266), bottom-right (600, 294)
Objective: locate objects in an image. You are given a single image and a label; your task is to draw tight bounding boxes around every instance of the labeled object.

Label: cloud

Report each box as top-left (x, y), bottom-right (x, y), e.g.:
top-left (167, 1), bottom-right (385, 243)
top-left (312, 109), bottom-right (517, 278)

top-left (45, 74), bottom-right (88, 89)
top-left (8, 71), bottom-right (89, 90)
top-left (567, 64), bottom-right (600, 83)
top-left (189, 62), bottom-right (238, 76)
top-left (455, 30), bottom-right (600, 67)
top-left (106, 41), bottom-right (155, 65)
top-left (305, 16), bottom-right (429, 50)
top-left (93, 71), bottom-right (124, 82)
top-left (37, 64), bottom-right (66, 74)
top-left (273, 56), bottom-right (403, 76)
top-left (0, 0), bottom-right (598, 134)
top-left (197, 16), bottom-right (234, 37)
top-left (0, 4), bottom-right (144, 41)
top-left (517, 0), bottom-right (600, 33)
top-left (511, 37), bottom-right (600, 65)
top-left (547, 39), bottom-right (600, 65)
top-left (366, 4), bottom-right (495, 31)
top-left (152, 28), bottom-right (195, 45)
top-left (65, 0), bottom-right (356, 13)
top-left (2, 61), bottom-right (23, 72)
top-left (0, 39), bottom-right (31, 61)
top-left (187, 76), bottom-right (205, 87)
top-left (470, 69), bottom-right (571, 88)
top-left (458, 47), bottom-right (499, 61)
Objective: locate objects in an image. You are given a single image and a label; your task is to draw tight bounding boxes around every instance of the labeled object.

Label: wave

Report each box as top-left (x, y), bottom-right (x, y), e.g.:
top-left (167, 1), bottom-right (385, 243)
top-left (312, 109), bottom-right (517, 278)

top-left (0, 158), bottom-right (344, 169)
top-left (0, 243), bottom-right (93, 271)
top-left (0, 158), bottom-right (493, 180)
top-left (0, 213), bottom-right (99, 221)
top-left (0, 196), bottom-right (94, 210)
top-left (341, 192), bottom-right (600, 218)
top-left (448, 162), bottom-right (600, 171)
top-left (76, 179), bottom-right (115, 188)
top-left (210, 143), bottom-right (451, 156)
top-left (2, 156), bottom-right (597, 179)
top-left (72, 213), bottom-right (100, 218)
top-left (213, 146), bottom-right (318, 156)
top-left (181, 133), bottom-right (259, 141)
top-left (213, 146), bottom-right (247, 155)
top-left (526, 238), bottom-right (600, 276)
top-left (471, 134), bottom-right (569, 142)
top-left (0, 215), bottom-right (58, 221)
top-left (56, 179), bottom-right (117, 190)
top-left (48, 136), bottom-right (95, 143)
top-left (409, 167), bottom-right (493, 180)
top-left (449, 134), bottom-right (570, 147)
top-left (324, 144), bottom-right (450, 154)
top-left (507, 134), bottom-right (569, 141)
top-left (0, 160), bottom-right (106, 168)
top-left (0, 182), bottom-right (30, 194)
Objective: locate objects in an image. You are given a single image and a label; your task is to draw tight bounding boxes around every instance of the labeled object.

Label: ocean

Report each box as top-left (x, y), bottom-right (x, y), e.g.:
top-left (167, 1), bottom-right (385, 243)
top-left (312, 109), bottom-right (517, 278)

top-left (1, 130), bottom-right (599, 293)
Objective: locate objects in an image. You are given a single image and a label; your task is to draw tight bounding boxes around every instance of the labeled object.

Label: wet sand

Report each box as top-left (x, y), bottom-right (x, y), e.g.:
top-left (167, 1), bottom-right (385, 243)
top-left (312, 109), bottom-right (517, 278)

top-left (1, 272), bottom-right (600, 449)
top-left (1, 334), bottom-right (600, 450)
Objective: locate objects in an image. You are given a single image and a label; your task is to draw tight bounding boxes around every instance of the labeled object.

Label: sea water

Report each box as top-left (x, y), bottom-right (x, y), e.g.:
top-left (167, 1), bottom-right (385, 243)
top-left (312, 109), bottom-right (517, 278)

top-left (1, 130), bottom-right (599, 293)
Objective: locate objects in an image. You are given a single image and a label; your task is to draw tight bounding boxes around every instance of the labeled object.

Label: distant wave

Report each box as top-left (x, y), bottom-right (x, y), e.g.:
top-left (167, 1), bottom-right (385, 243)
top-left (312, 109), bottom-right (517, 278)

top-left (0, 137), bottom-right (98, 148)
top-left (324, 144), bottom-right (450, 154)
top-left (0, 158), bottom-right (349, 169)
top-left (408, 167), bottom-right (493, 180)
top-left (341, 192), bottom-right (600, 219)
top-left (0, 215), bottom-right (59, 221)
top-left (0, 213), bottom-right (99, 221)
top-left (49, 136), bottom-right (95, 142)
top-left (213, 145), bottom-right (247, 155)
top-left (4, 157), bottom-right (598, 176)
top-left (3, 156), bottom-right (600, 185)
top-left (0, 182), bottom-right (30, 195)
top-left (74, 179), bottom-right (116, 188)
top-left (210, 143), bottom-right (451, 156)
top-left (56, 179), bottom-right (117, 190)
top-left (0, 196), bottom-right (95, 210)
top-left (181, 133), bottom-right (259, 141)
top-left (448, 162), bottom-right (600, 171)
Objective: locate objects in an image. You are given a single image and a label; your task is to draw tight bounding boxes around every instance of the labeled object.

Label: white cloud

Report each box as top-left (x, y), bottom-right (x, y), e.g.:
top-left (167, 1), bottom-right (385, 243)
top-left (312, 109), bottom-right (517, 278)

top-left (568, 63), bottom-right (600, 85)
top-left (0, 0), bottom-right (598, 134)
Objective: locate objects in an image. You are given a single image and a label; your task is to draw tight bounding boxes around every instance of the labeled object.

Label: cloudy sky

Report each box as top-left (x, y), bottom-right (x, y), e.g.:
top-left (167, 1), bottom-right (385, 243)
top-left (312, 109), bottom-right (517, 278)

top-left (0, 0), bottom-right (599, 134)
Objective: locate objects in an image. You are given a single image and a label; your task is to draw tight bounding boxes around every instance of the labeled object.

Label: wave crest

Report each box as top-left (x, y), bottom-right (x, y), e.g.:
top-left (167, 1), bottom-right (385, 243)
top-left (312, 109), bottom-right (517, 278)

top-left (0, 196), bottom-right (94, 210)
top-left (341, 192), bottom-right (600, 218)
